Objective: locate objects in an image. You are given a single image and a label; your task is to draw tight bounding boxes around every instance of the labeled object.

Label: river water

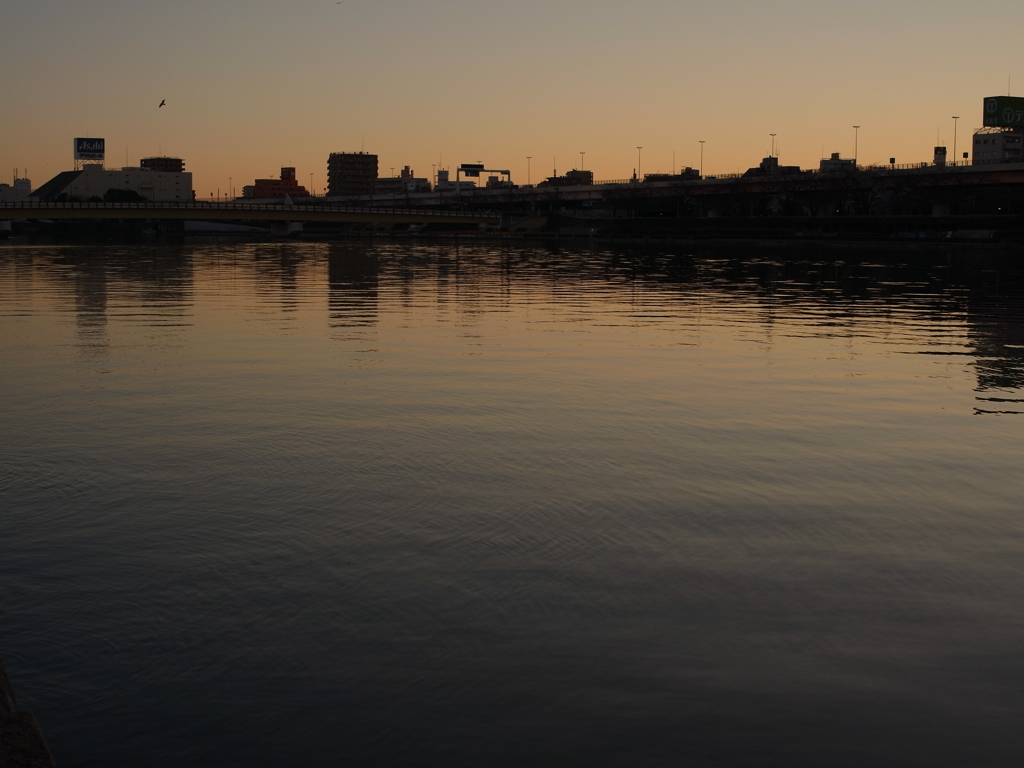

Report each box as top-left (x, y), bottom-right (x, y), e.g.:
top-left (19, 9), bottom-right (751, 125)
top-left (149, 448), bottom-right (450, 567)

top-left (2, 240), bottom-right (1023, 767)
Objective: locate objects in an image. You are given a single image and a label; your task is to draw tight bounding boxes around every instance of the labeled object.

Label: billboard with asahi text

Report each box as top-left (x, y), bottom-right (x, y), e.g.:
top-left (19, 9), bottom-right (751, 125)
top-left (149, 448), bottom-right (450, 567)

top-left (983, 97), bottom-right (1024, 129)
top-left (74, 138), bottom-right (105, 161)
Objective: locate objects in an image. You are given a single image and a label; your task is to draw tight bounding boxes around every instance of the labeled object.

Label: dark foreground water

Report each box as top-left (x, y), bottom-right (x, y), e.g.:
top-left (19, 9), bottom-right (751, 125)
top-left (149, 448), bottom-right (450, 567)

top-left (2, 241), bottom-right (1023, 767)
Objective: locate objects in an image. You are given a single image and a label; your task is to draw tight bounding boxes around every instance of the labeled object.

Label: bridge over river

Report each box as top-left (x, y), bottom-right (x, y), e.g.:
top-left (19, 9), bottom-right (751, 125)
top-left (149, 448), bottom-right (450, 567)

top-left (0, 201), bottom-right (498, 227)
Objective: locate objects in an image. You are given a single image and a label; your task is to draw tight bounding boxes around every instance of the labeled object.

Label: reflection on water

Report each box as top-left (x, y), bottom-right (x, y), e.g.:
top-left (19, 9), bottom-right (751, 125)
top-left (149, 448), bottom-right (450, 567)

top-left (968, 290), bottom-right (1024, 411)
top-left (329, 247), bottom-right (379, 332)
top-left (72, 254), bottom-right (108, 359)
top-left (1, 241), bottom-right (1023, 768)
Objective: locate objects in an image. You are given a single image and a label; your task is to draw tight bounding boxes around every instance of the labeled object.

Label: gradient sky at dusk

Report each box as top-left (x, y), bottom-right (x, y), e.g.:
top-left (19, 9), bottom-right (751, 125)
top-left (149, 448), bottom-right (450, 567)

top-left (3, 0), bottom-right (1022, 195)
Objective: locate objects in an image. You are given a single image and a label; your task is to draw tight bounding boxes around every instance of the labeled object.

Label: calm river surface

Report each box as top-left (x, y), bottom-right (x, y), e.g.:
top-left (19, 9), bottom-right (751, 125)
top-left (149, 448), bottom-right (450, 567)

top-left (2, 240), bottom-right (1023, 767)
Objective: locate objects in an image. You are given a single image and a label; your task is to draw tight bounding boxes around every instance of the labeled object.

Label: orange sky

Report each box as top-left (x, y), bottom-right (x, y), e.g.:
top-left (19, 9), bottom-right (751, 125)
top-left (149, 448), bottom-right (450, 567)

top-left (3, 0), bottom-right (1022, 196)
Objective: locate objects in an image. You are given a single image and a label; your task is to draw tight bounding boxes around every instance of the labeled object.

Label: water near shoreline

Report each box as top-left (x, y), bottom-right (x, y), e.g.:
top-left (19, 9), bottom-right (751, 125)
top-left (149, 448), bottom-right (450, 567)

top-left (2, 241), bottom-right (1023, 767)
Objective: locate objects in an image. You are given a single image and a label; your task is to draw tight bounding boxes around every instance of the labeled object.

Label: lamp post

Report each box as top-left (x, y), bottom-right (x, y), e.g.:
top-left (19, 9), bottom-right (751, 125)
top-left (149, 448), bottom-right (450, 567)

top-left (853, 126), bottom-right (860, 167)
top-left (636, 146), bottom-right (643, 180)
top-left (229, 178), bottom-right (232, 200)
top-left (952, 116), bottom-right (960, 165)
top-left (770, 134), bottom-right (776, 158)
top-left (699, 140), bottom-right (705, 177)
top-left (526, 157), bottom-right (532, 185)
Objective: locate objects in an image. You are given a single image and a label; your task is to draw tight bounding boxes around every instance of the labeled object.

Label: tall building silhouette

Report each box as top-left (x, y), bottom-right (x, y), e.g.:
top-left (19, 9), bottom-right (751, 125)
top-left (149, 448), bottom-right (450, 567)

top-left (327, 152), bottom-right (377, 197)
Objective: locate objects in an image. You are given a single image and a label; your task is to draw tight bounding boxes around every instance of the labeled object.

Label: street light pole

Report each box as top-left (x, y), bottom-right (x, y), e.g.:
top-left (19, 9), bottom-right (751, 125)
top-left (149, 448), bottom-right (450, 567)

top-left (699, 140), bottom-right (705, 177)
top-left (770, 134), bottom-right (776, 158)
top-left (853, 126), bottom-right (860, 167)
top-left (636, 146), bottom-right (643, 180)
top-left (952, 117), bottom-right (960, 165)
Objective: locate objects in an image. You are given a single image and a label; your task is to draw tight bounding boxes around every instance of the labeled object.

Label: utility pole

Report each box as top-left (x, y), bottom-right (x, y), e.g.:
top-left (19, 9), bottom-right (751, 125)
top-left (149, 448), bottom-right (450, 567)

top-left (699, 141), bottom-right (705, 177)
top-left (952, 117), bottom-right (960, 165)
top-left (853, 126), bottom-right (860, 167)
top-left (636, 147), bottom-right (643, 180)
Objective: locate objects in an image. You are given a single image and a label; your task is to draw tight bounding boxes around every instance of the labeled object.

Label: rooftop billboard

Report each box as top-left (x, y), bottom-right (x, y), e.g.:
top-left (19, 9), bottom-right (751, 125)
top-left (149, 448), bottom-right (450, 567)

top-left (983, 97), bottom-right (1024, 128)
top-left (74, 138), bottom-right (105, 161)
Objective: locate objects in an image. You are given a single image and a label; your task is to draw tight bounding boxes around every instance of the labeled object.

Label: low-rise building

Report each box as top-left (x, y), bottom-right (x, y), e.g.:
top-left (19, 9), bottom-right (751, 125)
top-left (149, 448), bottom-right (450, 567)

top-left (973, 128), bottom-right (1024, 165)
top-left (434, 169), bottom-right (475, 192)
top-left (375, 166), bottom-right (431, 194)
top-left (743, 157), bottom-right (802, 177)
top-left (30, 162), bottom-right (193, 202)
top-left (538, 169), bottom-right (593, 187)
top-left (819, 153), bottom-right (856, 173)
top-left (0, 177), bottom-right (31, 201)
top-left (140, 157), bottom-right (185, 173)
top-left (245, 167), bottom-right (309, 199)
top-left (643, 168), bottom-right (702, 183)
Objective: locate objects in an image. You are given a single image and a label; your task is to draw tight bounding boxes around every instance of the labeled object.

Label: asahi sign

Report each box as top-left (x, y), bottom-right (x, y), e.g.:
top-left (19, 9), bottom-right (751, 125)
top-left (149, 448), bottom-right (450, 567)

top-left (74, 137), bottom-right (105, 161)
top-left (983, 97), bottom-right (1024, 128)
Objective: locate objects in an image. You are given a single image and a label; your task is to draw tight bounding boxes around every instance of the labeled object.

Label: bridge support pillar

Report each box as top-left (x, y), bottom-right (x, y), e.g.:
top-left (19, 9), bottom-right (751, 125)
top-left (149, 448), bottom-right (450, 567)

top-left (270, 221), bottom-right (303, 238)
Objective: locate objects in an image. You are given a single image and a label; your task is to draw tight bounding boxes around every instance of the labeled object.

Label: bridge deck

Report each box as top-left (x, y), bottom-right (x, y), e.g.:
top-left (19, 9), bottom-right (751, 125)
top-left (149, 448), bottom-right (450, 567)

top-left (0, 201), bottom-right (498, 225)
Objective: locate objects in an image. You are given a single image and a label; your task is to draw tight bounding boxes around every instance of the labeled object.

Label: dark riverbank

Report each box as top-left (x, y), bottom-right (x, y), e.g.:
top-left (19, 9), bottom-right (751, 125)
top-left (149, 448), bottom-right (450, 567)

top-left (0, 656), bottom-right (56, 768)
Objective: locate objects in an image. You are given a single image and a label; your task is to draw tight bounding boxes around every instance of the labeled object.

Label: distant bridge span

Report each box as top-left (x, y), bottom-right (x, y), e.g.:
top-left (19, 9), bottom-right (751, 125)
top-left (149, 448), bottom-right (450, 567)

top-left (0, 201), bottom-right (498, 226)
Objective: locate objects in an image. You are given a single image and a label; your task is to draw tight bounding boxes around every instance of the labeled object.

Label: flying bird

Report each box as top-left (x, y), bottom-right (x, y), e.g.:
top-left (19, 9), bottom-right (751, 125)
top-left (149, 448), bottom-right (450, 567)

top-left (158, 100), bottom-right (166, 108)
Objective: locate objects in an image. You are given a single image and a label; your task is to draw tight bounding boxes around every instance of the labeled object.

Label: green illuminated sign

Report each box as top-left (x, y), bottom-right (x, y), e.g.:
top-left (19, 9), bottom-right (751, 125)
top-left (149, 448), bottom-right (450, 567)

top-left (983, 96), bottom-right (1024, 128)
